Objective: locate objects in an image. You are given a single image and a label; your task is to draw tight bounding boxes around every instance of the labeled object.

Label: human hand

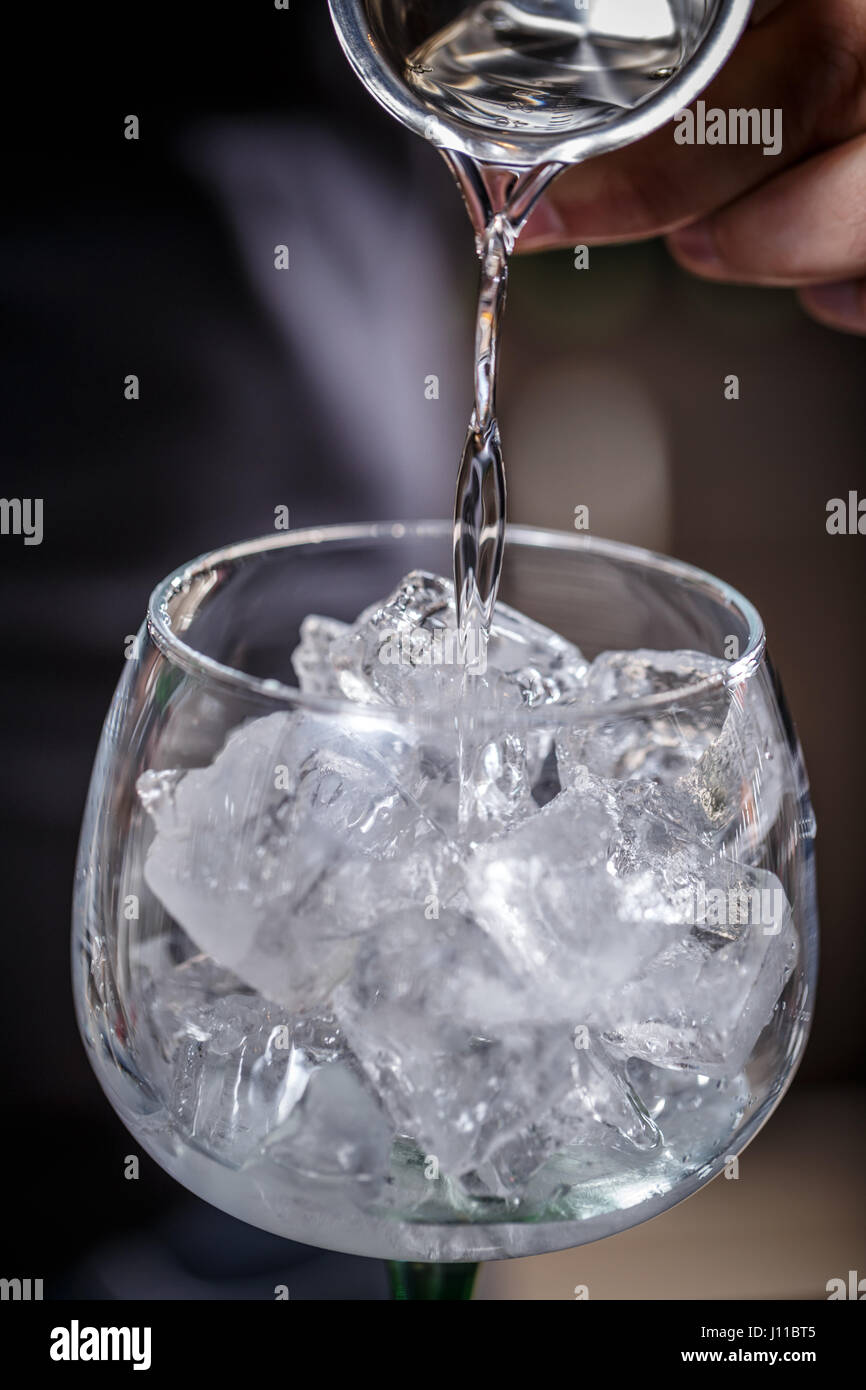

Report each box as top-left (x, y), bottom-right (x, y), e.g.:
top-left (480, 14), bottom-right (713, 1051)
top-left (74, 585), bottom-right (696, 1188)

top-left (520, 0), bottom-right (866, 334)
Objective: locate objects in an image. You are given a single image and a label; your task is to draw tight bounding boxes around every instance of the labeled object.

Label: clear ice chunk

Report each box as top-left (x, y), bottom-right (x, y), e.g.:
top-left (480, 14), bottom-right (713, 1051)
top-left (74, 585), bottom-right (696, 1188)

top-left (159, 992), bottom-right (308, 1165)
top-left (464, 1035), bottom-right (660, 1200)
top-left (487, 593), bottom-right (589, 705)
top-left (290, 614), bottom-right (349, 696)
top-left (466, 768), bottom-right (693, 1017)
top-left (467, 761), bottom-right (797, 1073)
top-left (557, 648), bottom-right (729, 786)
top-left (625, 1059), bottom-right (750, 1159)
top-left (146, 956), bottom-right (375, 1173)
top-left (557, 649), bottom-right (789, 860)
top-left (574, 648), bottom-right (726, 704)
top-left (259, 1061), bottom-right (392, 1193)
top-left (335, 908), bottom-right (578, 1176)
top-left (599, 865), bottom-right (798, 1075)
top-left (679, 683), bottom-right (788, 857)
top-left (327, 571), bottom-right (470, 707)
top-left (138, 711), bottom-right (457, 1009)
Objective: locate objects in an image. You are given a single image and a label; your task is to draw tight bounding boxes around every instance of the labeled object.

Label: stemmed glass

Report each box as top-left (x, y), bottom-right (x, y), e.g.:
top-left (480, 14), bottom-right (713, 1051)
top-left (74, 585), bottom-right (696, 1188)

top-left (73, 522), bottom-right (817, 1300)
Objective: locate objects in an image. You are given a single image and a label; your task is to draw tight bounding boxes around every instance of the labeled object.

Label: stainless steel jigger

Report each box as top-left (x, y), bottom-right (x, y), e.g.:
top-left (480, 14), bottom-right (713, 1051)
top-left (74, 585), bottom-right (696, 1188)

top-left (329, 1), bottom-right (754, 173)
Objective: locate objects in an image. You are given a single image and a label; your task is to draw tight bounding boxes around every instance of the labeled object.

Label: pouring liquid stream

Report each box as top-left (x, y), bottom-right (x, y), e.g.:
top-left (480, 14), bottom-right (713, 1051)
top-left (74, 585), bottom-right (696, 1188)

top-left (450, 156), bottom-right (563, 654)
top-left (447, 155), bottom-right (563, 830)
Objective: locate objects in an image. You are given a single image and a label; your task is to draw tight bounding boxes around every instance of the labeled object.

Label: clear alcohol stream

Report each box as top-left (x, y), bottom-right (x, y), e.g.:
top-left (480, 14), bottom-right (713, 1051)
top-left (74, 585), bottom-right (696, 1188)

top-left (407, 1), bottom-right (692, 640)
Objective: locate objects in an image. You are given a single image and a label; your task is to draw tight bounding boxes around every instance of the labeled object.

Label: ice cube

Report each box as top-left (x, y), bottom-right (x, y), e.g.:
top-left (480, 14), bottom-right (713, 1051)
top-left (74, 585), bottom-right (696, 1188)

top-left (138, 711), bottom-right (458, 1009)
top-left (561, 1038), bottom-right (661, 1152)
top-left (456, 728), bottom-right (538, 839)
top-left (486, 596), bottom-right (589, 704)
top-left (466, 769), bottom-right (693, 1017)
top-left (468, 758), bottom-right (797, 1075)
top-left (146, 956), bottom-right (362, 1169)
top-left (291, 720), bottom-right (449, 857)
top-left (335, 909), bottom-right (577, 1176)
top-left (556, 650), bottom-right (790, 861)
top-left (147, 953), bottom-right (254, 1023)
top-left (158, 991), bottom-right (309, 1165)
top-left (625, 1059), bottom-right (750, 1161)
top-left (259, 1061), bottom-right (392, 1194)
top-left (326, 571), bottom-right (469, 708)
top-left (464, 1035), bottom-right (660, 1200)
top-left (557, 648), bottom-right (729, 787)
top-left (599, 865), bottom-right (798, 1075)
top-left (680, 679), bottom-right (789, 857)
top-left (577, 648), bottom-right (727, 704)
top-left (290, 614), bottom-right (349, 696)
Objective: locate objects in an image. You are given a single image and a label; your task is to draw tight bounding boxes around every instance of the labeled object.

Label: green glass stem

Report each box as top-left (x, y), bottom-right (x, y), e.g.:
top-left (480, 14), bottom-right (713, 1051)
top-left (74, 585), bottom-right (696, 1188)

top-left (386, 1260), bottom-right (479, 1300)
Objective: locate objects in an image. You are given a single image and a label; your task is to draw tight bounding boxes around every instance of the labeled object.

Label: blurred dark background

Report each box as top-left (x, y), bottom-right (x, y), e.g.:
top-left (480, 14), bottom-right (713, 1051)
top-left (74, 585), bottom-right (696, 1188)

top-left (0, 3), bottom-right (863, 1298)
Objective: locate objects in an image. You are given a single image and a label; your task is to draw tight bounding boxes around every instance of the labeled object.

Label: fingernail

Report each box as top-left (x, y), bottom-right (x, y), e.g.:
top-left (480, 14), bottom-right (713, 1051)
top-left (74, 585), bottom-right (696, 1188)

top-left (521, 197), bottom-right (567, 247)
top-left (803, 280), bottom-right (862, 321)
top-left (668, 220), bottom-right (723, 267)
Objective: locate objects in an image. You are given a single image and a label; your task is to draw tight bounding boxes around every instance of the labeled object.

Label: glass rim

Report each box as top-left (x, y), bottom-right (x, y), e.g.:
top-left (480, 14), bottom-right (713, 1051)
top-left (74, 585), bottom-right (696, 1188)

top-left (146, 520), bottom-right (767, 725)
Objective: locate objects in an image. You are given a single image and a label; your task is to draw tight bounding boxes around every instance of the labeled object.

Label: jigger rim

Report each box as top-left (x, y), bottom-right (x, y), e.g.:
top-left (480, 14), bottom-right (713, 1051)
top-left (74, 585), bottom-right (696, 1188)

top-left (328, 0), bottom-right (754, 167)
